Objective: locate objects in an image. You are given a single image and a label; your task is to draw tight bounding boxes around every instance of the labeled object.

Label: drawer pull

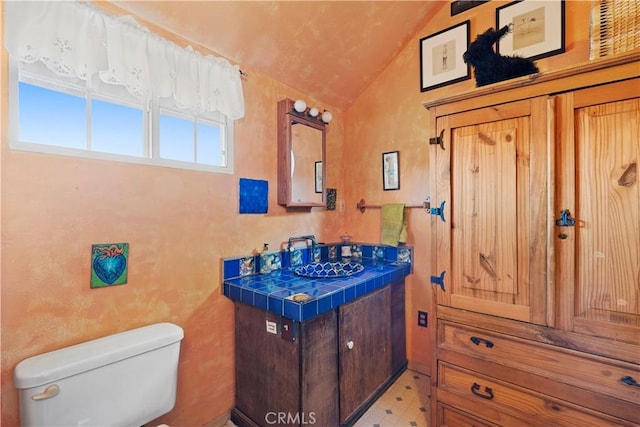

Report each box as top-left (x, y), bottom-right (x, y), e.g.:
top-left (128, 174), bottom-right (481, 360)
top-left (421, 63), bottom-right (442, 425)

top-left (621, 376), bottom-right (640, 387)
top-left (470, 336), bottom-right (494, 348)
top-left (471, 382), bottom-right (494, 400)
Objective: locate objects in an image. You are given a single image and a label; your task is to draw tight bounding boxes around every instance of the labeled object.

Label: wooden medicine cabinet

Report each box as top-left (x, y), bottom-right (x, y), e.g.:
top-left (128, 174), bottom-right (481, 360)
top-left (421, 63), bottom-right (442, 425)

top-left (277, 98), bottom-right (327, 208)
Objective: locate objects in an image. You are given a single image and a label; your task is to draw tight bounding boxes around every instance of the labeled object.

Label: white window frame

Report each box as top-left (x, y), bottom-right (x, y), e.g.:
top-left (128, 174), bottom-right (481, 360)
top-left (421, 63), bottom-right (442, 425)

top-left (8, 57), bottom-right (235, 174)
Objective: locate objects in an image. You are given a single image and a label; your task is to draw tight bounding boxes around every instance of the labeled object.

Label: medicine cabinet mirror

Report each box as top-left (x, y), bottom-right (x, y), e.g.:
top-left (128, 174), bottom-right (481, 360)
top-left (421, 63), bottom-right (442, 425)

top-left (277, 98), bottom-right (327, 208)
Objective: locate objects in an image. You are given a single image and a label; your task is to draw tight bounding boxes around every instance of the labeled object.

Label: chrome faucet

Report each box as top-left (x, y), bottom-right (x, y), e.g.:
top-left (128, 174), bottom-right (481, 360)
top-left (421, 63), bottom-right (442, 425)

top-left (287, 234), bottom-right (317, 264)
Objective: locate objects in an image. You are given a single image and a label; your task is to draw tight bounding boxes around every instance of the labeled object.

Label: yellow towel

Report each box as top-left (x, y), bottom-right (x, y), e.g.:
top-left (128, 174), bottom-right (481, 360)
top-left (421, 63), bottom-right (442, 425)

top-left (381, 203), bottom-right (407, 247)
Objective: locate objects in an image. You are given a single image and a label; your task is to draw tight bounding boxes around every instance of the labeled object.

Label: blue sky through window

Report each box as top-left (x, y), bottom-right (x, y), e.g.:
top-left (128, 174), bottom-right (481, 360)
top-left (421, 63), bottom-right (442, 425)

top-left (18, 81), bottom-right (224, 167)
top-left (92, 99), bottom-right (144, 157)
top-left (19, 82), bottom-right (86, 149)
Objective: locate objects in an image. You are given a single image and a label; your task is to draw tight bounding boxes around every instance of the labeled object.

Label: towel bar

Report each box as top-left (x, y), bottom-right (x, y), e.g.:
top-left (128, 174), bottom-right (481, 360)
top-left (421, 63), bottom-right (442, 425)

top-left (356, 198), bottom-right (430, 213)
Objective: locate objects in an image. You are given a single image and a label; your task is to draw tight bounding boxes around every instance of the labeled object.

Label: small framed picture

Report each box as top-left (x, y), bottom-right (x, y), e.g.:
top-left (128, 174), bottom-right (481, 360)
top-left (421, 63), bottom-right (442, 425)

top-left (496, 0), bottom-right (565, 61)
top-left (382, 151), bottom-right (400, 191)
top-left (420, 20), bottom-right (470, 92)
top-left (315, 161), bottom-right (323, 193)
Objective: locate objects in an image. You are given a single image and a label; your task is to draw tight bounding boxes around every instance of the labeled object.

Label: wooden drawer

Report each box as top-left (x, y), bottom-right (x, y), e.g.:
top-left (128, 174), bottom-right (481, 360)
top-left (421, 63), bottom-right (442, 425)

top-left (438, 403), bottom-right (497, 427)
top-left (438, 321), bottom-right (640, 407)
top-left (438, 362), bottom-right (633, 426)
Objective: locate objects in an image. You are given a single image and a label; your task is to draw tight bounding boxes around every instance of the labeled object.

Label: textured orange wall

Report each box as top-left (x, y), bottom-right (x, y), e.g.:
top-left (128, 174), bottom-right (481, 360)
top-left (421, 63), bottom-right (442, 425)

top-left (0, 1), bottom-right (595, 425)
top-left (0, 5), bottom-right (344, 427)
top-left (343, 0), bottom-right (592, 373)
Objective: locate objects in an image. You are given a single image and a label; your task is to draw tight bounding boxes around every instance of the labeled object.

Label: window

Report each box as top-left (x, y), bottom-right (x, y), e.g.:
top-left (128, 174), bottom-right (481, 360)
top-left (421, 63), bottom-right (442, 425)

top-left (10, 64), bottom-right (234, 173)
top-left (4, 1), bottom-right (244, 175)
top-left (158, 108), bottom-right (228, 168)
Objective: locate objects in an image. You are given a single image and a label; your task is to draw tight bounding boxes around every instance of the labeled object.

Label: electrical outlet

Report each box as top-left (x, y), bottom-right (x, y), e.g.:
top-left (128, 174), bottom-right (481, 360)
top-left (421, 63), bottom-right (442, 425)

top-left (281, 317), bottom-right (295, 342)
top-left (418, 310), bottom-right (428, 328)
top-left (266, 320), bottom-right (277, 335)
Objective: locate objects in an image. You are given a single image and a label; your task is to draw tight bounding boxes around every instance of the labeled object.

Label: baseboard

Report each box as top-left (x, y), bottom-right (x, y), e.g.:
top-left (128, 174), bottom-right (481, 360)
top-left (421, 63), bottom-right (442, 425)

top-left (408, 360), bottom-right (430, 376)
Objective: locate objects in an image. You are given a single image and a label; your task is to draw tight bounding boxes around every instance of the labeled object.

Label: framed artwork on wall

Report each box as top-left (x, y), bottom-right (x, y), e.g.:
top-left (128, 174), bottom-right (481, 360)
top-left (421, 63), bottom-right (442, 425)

top-left (451, 0), bottom-right (489, 16)
top-left (91, 243), bottom-right (129, 288)
top-left (382, 151), bottom-right (400, 191)
top-left (420, 20), bottom-right (470, 92)
top-left (496, 0), bottom-right (565, 61)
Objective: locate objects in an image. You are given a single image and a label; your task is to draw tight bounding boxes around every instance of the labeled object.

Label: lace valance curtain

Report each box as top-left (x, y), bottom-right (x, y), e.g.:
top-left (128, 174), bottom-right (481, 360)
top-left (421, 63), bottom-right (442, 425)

top-left (4, 1), bottom-right (245, 120)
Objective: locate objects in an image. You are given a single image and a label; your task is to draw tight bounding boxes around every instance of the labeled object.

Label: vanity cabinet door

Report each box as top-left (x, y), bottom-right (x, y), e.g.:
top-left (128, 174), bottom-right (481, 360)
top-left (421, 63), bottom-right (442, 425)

top-left (234, 303), bottom-right (339, 427)
top-left (433, 97), bottom-right (549, 325)
top-left (339, 285), bottom-right (392, 424)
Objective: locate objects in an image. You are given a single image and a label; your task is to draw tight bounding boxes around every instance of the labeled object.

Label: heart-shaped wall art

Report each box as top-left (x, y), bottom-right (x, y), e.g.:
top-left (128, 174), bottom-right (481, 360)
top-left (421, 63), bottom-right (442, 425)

top-left (91, 243), bottom-right (129, 287)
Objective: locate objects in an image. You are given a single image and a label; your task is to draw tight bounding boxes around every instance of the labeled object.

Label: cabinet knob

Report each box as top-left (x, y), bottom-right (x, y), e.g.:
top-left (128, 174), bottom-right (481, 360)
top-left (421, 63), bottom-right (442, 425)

top-left (346, 340), bottom-right (354, 350)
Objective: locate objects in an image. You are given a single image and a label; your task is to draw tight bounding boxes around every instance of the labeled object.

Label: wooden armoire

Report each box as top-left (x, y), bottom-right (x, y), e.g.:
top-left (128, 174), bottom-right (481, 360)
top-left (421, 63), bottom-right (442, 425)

top-left (426, 52), bottom-right (639, 426)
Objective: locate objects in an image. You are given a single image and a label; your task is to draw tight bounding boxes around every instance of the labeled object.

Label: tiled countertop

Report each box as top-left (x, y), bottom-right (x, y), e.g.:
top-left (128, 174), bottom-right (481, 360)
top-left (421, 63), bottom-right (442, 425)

top-left (223, 258), bottom-right (411, 322)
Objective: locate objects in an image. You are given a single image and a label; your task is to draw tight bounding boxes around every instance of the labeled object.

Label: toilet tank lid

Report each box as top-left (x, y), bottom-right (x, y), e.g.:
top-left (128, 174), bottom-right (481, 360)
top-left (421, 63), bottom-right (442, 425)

top-left (14, 323), bottom-right (184, 389)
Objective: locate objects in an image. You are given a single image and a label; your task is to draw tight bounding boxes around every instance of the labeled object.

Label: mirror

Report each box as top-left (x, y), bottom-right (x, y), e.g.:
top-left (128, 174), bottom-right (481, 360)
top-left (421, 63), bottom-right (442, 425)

top-left (277, 98), bottom-right (327, 208)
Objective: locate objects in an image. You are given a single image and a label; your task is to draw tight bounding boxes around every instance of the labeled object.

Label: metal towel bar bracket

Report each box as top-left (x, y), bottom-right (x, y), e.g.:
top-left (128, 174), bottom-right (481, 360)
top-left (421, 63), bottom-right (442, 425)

top-left (356, 198), bottom-right (430, 213)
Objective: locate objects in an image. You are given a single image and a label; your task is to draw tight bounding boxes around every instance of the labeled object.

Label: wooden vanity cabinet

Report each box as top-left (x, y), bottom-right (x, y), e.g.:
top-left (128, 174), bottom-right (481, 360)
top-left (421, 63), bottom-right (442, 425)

top-left (426, 54), bottom-right (640, 427)
top-left (232, 281), bottom-right (406, 427)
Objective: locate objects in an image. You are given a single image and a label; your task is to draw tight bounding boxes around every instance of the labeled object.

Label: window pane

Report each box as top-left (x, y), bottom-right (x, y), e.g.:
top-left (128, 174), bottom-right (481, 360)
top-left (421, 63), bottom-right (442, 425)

top-left (159, 113), bottom-right (194, 162)
top-left (18, 82), bottom-right (86, 149)
top-left (197, 122), bottom-right (223, 166)
top-left (92, 99), bottom-right (144, 157)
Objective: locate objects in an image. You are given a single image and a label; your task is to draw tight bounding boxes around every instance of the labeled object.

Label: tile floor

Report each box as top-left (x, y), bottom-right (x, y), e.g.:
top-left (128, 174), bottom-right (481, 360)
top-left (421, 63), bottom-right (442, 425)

top-left (353, 369), bottom-right (430, 427)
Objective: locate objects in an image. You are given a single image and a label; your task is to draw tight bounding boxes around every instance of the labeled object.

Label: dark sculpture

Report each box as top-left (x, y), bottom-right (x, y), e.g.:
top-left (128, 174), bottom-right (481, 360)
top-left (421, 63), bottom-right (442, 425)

top-left (463, 25), bottom-right (539, 87)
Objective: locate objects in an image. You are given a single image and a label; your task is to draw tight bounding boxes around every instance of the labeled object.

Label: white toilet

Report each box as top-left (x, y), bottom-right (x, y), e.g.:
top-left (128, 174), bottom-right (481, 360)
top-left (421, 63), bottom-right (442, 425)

top-left (14, 322), bottom-right (184, 427)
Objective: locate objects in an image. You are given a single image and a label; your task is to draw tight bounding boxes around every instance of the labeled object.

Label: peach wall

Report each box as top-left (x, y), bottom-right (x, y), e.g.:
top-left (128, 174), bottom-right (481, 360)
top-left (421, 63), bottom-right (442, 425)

top-left (0, 1), bottom-right (597, 426)
top-left (343, 0), bottom-right (592, 373)
top-left (0, 4), bottom-right (345, 426)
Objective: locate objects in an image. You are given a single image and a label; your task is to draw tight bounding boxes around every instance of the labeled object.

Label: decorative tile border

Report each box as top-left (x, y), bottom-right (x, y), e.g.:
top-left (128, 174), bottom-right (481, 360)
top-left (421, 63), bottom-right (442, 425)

top-left (222, 243), bottom-right (412, 281)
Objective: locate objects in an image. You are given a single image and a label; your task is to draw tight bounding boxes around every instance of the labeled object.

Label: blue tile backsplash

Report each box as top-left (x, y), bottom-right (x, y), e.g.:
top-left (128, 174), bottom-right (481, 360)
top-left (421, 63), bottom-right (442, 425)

top-left (222, 243), bottom-right (412, 322)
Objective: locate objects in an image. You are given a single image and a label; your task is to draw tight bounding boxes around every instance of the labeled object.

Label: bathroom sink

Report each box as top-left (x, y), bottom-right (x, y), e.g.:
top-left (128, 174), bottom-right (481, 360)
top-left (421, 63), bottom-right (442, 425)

top-left (294, 261), bottom-right (364, 278)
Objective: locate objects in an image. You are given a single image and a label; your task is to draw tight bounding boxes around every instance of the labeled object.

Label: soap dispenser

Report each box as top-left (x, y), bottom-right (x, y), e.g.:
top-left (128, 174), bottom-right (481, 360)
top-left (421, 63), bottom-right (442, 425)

top-left (341, 233), bottom-right (352, 258)
top-left (260, 243), bottom-right (271, 274)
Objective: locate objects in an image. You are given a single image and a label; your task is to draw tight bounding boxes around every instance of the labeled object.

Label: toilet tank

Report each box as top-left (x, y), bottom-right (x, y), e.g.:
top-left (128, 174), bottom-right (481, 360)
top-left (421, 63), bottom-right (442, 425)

top-left (14, 323), bottom-right (184, 427)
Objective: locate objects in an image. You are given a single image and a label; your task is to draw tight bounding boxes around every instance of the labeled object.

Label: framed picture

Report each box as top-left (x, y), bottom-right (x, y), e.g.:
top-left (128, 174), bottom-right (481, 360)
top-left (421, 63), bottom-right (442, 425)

top-left (420, 20), bottom-right (470, 92)
top-left (382, 151), bottom-right (400, 191)
top-left (315, 161), bottom-right (323, 193)
top-left (451, 0), bottom-right (489, 16)
top-left (496, 0), bottom-right (565, 61)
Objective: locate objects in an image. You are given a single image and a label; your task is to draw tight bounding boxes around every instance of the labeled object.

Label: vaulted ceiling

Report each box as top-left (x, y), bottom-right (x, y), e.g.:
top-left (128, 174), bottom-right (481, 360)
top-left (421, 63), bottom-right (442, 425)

top-left (113, 1), bottom-right (446, 110)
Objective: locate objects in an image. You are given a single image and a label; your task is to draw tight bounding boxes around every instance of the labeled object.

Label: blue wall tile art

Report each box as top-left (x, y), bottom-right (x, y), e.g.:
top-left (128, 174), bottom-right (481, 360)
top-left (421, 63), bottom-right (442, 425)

top-left (91, 243), bottom-right (129, 288)
top-left (239, 178), bottom-right (268, 214)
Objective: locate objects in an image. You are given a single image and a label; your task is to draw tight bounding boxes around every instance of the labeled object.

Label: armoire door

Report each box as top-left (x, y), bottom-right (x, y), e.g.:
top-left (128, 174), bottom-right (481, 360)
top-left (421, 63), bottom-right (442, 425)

top-left (555, 78), bottom-right (639, 351)
top-left (434, 97), bottom-right (549, 325)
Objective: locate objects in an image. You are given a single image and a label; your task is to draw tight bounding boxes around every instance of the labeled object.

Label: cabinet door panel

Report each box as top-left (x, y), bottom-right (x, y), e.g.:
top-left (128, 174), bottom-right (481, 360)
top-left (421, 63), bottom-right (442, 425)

top-left (576, 99), bottom-right (639, 326)
top-left (556, 79), bottom-right (640, 346)
top-left (454, 124), bottom-right (518, 298)
top-left (339, 286), bottom-right (391, 423)
top-left (435, 97), bottom-right (548, 324)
